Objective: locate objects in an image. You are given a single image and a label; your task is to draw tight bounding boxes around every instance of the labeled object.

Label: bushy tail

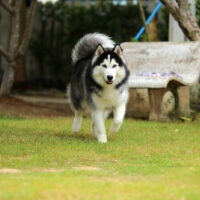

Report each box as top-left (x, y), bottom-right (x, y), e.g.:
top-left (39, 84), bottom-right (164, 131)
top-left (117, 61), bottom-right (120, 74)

top-left (71, 33), bottom-right (115, 64)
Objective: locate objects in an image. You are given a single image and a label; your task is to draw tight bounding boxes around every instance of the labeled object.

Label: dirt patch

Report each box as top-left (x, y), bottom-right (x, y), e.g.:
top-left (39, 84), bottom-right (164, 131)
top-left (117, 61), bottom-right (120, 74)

top-left (0, 168), bottom-right (22, 174)
top-left (0, 96), bottom-right (73, 118)
top-left (36, 168), bottom-right (65, 173)
top-left (0, 168), bottom-right (65, 174)
top-left (73, 166), bottom-right (101, 171)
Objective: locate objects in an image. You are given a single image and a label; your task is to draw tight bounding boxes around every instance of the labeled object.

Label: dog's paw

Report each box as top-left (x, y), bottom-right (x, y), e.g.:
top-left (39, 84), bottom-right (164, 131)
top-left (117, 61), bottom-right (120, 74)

top-left (109, 123), bottom-right (119, 135)
top-left (72, 128), bottom-right (79, 133)
top-left (97, 135), bottom-right (107, 143)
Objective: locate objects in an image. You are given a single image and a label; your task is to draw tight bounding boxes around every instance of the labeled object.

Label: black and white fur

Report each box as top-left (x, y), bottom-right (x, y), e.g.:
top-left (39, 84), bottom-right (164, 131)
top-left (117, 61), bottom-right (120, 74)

top-left (68, 33), bottom-right (130, 143)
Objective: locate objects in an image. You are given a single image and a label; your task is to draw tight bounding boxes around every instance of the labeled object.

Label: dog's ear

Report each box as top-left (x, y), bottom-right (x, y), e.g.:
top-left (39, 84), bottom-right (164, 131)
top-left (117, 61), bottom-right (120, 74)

top-left (113, 44), bottom-right (123, 57)
top-left (94, 44), bottom-right (105, 57)
top-left (92, 44), bottom-right (105, 64)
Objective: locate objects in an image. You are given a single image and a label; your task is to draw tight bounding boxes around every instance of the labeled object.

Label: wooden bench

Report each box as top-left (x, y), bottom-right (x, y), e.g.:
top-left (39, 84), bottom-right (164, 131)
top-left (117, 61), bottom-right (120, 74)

top-left (122, 42), bottom-right (200, 121)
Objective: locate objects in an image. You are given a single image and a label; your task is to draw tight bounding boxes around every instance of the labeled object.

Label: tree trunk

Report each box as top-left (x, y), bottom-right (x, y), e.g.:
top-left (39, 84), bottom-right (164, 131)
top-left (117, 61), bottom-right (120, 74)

top-left (173, 10), bottom-right (200, 41)
top-left (174, 10), bottom-right (200, 41)
top-left (0, 0), bottom-right (37, 97)
top-left (0, 61), bottom-right (16, 96)
top-left (0, 0), bottom-right (21, 97)
top-left (160, 0), bottom-right (200, 41)
top-left (149, 17), bottom-right (159, 41)
top-left (137, 0), bottom-right (150, 41)
top-left (15, 0), bottom-right (26, 82)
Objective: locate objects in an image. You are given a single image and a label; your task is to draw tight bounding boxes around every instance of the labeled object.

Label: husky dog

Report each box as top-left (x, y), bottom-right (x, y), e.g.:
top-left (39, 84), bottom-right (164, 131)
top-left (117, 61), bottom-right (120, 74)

top-left (68, 33), bottom-right (130, 143)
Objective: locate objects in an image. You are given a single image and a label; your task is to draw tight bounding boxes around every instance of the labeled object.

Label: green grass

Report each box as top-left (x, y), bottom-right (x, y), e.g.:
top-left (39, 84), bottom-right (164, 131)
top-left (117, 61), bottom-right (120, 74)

top-left (0, 115), bottom-right (200, 200)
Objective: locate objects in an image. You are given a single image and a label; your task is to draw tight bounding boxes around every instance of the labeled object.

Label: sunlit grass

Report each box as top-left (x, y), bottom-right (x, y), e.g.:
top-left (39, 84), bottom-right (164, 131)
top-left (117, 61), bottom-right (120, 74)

top-left (0, 115), bottom-right (200, 200)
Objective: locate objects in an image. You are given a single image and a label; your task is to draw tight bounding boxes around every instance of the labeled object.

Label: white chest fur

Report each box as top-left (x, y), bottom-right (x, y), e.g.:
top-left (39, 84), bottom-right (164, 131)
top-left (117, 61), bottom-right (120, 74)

top-left (92, 86), bottom-right (128, 110)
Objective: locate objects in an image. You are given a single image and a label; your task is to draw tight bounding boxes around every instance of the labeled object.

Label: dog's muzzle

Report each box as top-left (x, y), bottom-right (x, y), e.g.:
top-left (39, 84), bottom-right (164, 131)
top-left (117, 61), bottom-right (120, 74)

top-left (106, 75), bottom-right (113, 84)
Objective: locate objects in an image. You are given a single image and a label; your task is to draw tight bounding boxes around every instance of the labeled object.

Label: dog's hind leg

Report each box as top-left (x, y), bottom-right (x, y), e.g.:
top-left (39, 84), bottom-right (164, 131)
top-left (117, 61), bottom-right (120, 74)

top-left (110, 104), bottom-right (126, 135)
top-left (91, 120), bottom-right (97, 137)
top-left (91, 110), bottom-right (107, 143)
top-left (104, 110), bottom-right (111, 120)
top-left (72, 111), bottom-right (82, 133)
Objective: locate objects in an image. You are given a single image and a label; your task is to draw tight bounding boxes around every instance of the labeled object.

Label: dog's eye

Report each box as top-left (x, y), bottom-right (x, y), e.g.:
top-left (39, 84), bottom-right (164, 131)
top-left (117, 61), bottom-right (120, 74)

top-left (112, 65), bottom-right (117, 68)
top-left (102, 64), bottom-right (107, 68)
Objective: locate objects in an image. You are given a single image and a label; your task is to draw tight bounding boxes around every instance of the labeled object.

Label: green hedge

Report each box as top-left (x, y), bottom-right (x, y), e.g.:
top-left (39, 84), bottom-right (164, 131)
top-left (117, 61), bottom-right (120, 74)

top-left (196, 0), bottom-right (200, 26)
top-left (30, 2), bottom-right (168, 88)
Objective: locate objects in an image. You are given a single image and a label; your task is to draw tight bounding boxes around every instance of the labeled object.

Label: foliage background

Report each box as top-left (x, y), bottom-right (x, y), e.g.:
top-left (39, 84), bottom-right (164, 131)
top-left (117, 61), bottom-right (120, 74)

top-left (30, 2), bottom-right (168, 89)
top-left (196, 0), bottom-right (200, 27)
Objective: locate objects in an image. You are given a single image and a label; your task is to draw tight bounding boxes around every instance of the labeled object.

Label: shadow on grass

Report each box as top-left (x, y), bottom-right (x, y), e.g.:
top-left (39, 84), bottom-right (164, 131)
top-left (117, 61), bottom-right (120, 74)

top-left (55, 132), bottom-right (95, 143)
top-left (55, 132), bottom-right (116, 144)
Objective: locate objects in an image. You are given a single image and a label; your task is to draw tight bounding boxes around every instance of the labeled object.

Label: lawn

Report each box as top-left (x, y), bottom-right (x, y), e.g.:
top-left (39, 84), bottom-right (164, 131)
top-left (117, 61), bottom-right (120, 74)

top-left (0, 115), bottom-right (200, 200)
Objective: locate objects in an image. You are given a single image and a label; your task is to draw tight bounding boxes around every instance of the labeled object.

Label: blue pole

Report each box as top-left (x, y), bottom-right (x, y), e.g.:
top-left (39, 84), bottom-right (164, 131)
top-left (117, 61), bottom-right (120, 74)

top-left (135, 1), bottom-right (163, 40)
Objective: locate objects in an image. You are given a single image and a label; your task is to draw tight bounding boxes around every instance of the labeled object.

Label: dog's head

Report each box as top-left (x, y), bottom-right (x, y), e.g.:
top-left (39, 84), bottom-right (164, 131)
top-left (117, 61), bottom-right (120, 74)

top-left (92, 44), bottom-right (128, 87)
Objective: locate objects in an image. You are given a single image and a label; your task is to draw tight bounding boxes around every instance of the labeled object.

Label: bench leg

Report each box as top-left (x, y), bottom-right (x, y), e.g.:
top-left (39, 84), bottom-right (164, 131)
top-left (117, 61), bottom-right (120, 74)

top-left (148, 88), bottom-right (168, 121)
top-left (177, 86), bottom-right (190, 116)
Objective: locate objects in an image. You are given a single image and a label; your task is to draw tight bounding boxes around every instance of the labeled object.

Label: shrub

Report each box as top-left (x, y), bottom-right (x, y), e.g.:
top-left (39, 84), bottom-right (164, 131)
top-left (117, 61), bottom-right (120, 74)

top-left (30, 2), bottom-right (144, 88)
top-left (30, 2), bottom-right (168, 88)
top-left (196, 0), bottom-right (200, 26)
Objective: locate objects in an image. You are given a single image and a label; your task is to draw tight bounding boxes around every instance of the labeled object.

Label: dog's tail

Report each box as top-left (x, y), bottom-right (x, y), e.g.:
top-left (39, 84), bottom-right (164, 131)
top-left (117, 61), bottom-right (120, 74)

top-left (71, 33), bottom-right (115, 64)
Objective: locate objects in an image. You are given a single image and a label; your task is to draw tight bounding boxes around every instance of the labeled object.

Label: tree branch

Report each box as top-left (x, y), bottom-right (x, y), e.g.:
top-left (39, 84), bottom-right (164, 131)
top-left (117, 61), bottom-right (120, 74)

top-left (0, 0), bottom-right (14, 15)
top-left (15, 0), bottom-right (38, 59)
top-left (162, 0), bottom-right (200, 41)
top-left (176, 0), bottom-right (188, 9)
top-left (8, 0), bottom-right (24, 55)
top-left (159, 0), bottom-right (179, 14)
top-left (0, 46), bottom-right (11, 61)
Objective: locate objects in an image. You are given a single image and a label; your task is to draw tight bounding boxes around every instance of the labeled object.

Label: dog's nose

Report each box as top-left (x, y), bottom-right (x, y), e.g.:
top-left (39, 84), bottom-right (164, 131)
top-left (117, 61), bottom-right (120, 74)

top-left (107, 75), bottom-right (113, 81)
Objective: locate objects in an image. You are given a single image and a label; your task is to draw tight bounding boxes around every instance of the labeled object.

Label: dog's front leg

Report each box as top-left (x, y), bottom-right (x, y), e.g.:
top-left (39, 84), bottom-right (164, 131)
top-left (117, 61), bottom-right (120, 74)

top-left (110, 104), bottom-right (126, 135)
top-left (72, 111), bottom-right (82, 133)
top-left (91, 110), bottom-right (107, 143)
